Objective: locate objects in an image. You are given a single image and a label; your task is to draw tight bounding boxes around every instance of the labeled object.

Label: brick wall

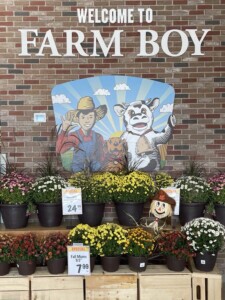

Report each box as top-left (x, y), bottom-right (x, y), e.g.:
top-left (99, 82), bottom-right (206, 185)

top-left (1, 0), bottom-right (225, 174)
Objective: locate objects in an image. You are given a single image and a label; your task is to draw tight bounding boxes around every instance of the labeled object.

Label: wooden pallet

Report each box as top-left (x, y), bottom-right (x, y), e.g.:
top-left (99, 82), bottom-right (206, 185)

top-left (190, 263), bottom-right (222, 300)
top-left (0, 264), bottom-right (221, 300)
top-left (138, 264), bottom-right (192, 300)
top-left (31, 267), bottom-right (84, 300)
top-left (85, 265), bottom-right (137, 300)
top-left (0, 268), bottom-right (29, 300)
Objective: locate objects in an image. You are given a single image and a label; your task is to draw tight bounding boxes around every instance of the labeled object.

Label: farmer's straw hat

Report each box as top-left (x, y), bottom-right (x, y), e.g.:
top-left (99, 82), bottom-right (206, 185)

top-left (66, 96), bottom-right (107, 122)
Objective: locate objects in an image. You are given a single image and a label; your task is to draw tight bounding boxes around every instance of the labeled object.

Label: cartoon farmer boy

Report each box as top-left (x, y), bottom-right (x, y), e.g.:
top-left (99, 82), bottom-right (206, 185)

top-left (56, 96), bottom-right (107, 172)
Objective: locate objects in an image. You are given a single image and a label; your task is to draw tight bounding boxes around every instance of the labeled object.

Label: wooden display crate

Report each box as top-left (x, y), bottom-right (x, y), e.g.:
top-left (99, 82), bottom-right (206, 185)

top-left (0, 268), bottom-right (30, 300)
top-left (139, 264), bottom-right (192, 300)
top-left (85, 265), bottom-right (137, 300)
top-left (31, 267), bottom-right (84, 300)
top-left (190, 264), bottom-right (222, 300)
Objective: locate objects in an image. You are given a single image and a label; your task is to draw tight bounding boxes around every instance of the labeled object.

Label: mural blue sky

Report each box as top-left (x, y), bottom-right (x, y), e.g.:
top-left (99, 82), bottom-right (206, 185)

top-left (51, 75), bottom-right (175, 140)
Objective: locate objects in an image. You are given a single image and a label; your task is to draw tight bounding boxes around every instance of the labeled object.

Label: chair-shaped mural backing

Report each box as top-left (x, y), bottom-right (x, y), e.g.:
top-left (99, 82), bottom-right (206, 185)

top-left (51, 75), bottom-right (176, 173)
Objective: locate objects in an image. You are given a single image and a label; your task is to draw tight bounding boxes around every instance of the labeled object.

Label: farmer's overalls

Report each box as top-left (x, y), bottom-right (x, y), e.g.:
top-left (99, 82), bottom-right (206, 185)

top-left (72, 130), bottom-right (101, 172)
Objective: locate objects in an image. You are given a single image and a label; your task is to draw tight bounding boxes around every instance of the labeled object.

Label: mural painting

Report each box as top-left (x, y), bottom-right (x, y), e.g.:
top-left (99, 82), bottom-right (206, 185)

top-left (51, 75), bottom-right (176, 173)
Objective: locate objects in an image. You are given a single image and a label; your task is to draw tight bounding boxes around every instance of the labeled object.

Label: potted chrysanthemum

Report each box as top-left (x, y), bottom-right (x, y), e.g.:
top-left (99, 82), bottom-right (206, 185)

top-left (173, 175), bottom-right (211, 225)
top-left (0, 234), bottom-right (16, 275)
top-left (182, 217), bottom-right (225, 271)
top-left (96, 223), bottom-right (128, 272)
top-left (68, 224), bottom-right (98, 271)
top-left (68, 172), bottom-right (115, 226)
top-left (208, 172), bottom-right (225, 225)
top-left (154, 172), bottom-right (174, 191)
top-left (0, 171), bottom-right (34, 228)
top-left (112, 171), bottom-right (155, 226)
top-left (126, 227), bottom-right (155, 272)
top-left (11, 233), bottom-right (40, 275)
top-left (40, 232), bottom-right (68, 274)
top-left (157, 230), bottom-right (195, 271)
top-left (31, 175), bottom-right (68, 227)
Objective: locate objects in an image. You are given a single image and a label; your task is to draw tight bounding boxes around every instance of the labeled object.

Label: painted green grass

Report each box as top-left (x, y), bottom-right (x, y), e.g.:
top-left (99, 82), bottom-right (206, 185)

top-left (61, 151), bottom-right (73, 171)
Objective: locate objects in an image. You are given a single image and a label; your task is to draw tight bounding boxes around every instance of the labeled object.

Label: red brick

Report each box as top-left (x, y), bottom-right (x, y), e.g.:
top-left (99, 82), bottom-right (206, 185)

top-left (9, 91), bottom-right (23, 95)
top-left (24, 17), bottom-right (39, 21)
top-left (23, 6), bottom-right (38, 11)
top-left (0, 22), bottom-right (13, 26)
top-left (214, 140), bottom-right (225, 145)
top-left (197, 5), bottom-right (212, 9)
top-left (9, 111), bottom-right (24, 116)
top-left (9, 152), bottom-right (24, 157)
top-left (205, 124), bottom-right (221, 129)
top-left (190, 114), bottom-right (204, 118)
top-left (9, 142), bottom-right (25, 147)
top-left (206, 145), bottom-right (221, 149)
top-left (30, 1), bottom-right (46, 4)
top-left (0, 75), bottom-right (14, 79)
top-left (206, 114), bottom-right (221, 118)
top-left (0, 12), bottom-right (13, 16)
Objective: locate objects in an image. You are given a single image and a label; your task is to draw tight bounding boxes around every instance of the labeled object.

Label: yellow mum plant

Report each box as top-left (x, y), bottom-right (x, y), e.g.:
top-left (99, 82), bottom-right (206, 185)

top-left (154, 172), bottom-right (174, 191)
top-left (68, 172), bottom-right (116, 203)
top-left (113, 171), bottom-right (155, 203)
top-left (96, 223), bottom-right (128, 257)
top-left (125, 227), bottom-right (155, 257)
top-left (68, 224), bottom-right (98, 257)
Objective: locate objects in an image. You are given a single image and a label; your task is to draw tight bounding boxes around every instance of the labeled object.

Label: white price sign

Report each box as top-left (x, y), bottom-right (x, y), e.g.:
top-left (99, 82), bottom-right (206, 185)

top-left (162, 187), bottom-right (180, 215)
top-left (67, 245), bottom-right (90, 275)
top-left (62, 187), bottom-right (82, 215)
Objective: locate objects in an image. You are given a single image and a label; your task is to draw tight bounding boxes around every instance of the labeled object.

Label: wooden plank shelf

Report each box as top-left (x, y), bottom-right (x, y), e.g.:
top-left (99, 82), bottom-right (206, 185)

top-left (0, 223), bottom-right (71, 235)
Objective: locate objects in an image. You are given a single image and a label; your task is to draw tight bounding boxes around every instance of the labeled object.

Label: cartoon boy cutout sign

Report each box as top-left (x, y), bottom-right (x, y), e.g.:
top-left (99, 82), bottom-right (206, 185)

top-left (56, 96), bottom-right (107, 172)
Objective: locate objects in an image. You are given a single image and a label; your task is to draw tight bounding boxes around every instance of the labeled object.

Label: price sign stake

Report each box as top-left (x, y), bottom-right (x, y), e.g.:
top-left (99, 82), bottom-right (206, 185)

top-left (67, 245), bottom-right (90, 275)
top-left (62, 187), bottom-right (82, 215)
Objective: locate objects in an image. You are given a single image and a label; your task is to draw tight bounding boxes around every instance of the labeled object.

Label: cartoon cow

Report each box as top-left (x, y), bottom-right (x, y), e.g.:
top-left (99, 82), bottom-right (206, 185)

top-left (114, 98), bottom-right (176, 172)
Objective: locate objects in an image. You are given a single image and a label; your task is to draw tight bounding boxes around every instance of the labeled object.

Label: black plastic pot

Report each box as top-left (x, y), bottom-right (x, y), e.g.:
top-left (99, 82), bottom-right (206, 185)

top-left (37, 203), bottom-right (63, 227)
top-left (214, 204), bottom-right (225, 226)
top-left (0, 204), bottom-right (28, 229)
top-left (47, 257), bottom-right (67, 274)
top-left (0, 262), bottom-right (10, 276)
top-left (90, 256), bottom-right (96, 272)
top-left (166, 255), bottom-right (186, 272)
top-left (78, 202), bottom-right (105, 227)
top-left (128, 256), bottom-right (148, 272)
top-left (194, 252), bottom-right (217, 272)
top-left (179, 202), bottom-right (205, 226)
top-left (115, 202), bottom-right (145, 226)
top-left (101, 256), bottom-right (120, 272)
top-left (17, 260), bottom-right (36, 276)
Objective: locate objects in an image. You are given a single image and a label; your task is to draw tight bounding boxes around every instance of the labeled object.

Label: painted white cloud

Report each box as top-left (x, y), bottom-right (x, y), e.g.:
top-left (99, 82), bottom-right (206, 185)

top-left (94, 89), bottom-right (110, 96)
top-left (52, 94), bottom-right (71, 104)
top-left (160, 104), bottom-right (173, 113)
top-left (114, 83), bottom-right (130, 91)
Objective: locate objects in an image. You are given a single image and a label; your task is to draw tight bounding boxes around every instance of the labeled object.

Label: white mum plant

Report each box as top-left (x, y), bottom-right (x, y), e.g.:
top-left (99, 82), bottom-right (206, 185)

top-left (173, 175), bottom-right (211, 203)
top-left (182, 217), bottom-right (225, 255)
top-left (31, 175), bottom-right (68, 204)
